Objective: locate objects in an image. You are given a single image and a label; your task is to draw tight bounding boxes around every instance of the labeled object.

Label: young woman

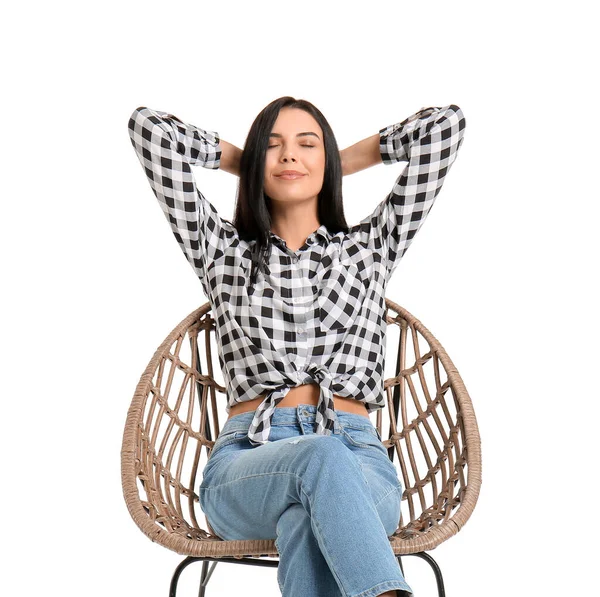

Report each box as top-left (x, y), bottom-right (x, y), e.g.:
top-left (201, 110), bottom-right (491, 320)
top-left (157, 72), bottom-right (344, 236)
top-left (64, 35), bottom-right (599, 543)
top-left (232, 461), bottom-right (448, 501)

top-left (128, 97), bottom-right (466, 597)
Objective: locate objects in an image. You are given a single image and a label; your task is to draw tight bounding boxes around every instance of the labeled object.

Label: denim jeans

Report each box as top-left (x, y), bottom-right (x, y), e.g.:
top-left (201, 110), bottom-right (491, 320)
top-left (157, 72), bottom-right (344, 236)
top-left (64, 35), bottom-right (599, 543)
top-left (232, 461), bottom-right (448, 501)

top-left (199, 404), bottom-right (413, 597)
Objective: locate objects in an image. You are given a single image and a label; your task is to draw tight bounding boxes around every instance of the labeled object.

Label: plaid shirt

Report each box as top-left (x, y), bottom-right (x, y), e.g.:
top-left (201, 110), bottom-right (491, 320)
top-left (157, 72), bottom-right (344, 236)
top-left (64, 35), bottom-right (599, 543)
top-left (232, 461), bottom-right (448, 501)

top-left (128, 103), bottom-right (466, 446)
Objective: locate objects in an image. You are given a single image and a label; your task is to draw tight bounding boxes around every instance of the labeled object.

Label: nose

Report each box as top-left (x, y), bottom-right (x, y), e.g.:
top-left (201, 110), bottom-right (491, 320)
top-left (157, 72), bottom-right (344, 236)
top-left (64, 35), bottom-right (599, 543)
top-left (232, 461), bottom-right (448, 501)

top-left (281, 148), bottom-right (297, 163)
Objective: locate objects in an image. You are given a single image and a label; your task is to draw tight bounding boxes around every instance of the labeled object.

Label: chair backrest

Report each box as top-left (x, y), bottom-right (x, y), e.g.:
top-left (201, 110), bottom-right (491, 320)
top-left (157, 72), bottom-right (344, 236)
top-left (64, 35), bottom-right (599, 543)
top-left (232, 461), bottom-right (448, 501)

top-left (121, 299), bottom-right (482, 554)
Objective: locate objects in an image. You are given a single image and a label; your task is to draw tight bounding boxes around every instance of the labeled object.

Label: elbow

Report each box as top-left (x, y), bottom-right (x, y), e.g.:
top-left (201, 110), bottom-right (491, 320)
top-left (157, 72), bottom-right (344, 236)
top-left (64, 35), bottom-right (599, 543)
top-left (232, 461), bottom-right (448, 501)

top-left (432, 105), bottom-right (466, 149)
top-left (131, 106), bottom-right (150, 119)
top-left (446, 104), bottom-right (467, 134)
top-left (128, 106), bottom-right (151, 129)
top-left (128, 106), bottom-right (148, 142)
top-left (128, 106), bottom-right (164, 146)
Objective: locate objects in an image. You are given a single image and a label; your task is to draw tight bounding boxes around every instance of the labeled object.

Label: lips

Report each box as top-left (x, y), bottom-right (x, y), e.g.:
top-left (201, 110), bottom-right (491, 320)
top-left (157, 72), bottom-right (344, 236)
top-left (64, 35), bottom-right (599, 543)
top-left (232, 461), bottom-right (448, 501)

top-left (276, 170), bottom-right (305, 180)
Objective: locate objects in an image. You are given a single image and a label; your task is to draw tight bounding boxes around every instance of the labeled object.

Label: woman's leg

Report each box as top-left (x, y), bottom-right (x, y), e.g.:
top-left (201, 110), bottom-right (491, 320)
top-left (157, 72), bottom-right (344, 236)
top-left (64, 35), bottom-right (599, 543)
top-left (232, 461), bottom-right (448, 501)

top-left (275, 503), bottom-right (342, 595)
top-left (199, 406), bottom-right (412, 597)
top-left (275, 480), bottom-right (411, 597)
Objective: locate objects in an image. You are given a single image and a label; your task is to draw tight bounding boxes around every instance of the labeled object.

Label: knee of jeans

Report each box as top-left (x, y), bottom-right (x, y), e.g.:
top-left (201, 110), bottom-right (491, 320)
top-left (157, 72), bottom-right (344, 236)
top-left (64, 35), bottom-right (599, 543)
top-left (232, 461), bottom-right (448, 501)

top-left (299, 436), bottom-right (358, 476)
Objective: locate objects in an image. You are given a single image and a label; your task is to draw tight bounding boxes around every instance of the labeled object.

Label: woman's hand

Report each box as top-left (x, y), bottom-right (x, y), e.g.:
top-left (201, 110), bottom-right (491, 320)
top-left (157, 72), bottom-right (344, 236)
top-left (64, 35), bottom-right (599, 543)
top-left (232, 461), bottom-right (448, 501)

top-left (219, 139), bottom-right (243, 177)
top-left (339, 132), bottom-right (382, 177)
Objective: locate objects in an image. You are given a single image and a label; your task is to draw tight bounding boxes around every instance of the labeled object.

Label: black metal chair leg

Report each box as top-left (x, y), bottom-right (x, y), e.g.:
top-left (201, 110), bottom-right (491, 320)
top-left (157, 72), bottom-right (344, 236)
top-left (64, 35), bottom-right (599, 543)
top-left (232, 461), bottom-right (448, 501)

top-left (169, 556), bottom-right (279, 596)
top-left (169, 552), bottom-right (443, 596)
top-left (405, 551), bottom-right (446, 597)
top-left (170, 556), bottom-right (197, 597)
top-left (197, 559), bottom-right (218, 597)
top-left (397, 554), bottom-right (405, 576)
top-left (169, 557), bottom-right (218, 597)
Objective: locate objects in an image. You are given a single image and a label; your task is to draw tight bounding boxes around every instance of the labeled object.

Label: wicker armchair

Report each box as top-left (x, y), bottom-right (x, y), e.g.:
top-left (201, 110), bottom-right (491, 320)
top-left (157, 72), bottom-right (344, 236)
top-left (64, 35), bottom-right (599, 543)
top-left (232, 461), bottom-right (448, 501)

top-left (121, 298), bottom-right (482, 596)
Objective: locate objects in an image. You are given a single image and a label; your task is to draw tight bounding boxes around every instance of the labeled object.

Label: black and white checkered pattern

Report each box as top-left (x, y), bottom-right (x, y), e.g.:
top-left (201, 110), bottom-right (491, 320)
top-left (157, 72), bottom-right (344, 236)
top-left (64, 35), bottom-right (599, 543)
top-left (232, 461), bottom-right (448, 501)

top-left (128, 104), bottom-right (466, 446)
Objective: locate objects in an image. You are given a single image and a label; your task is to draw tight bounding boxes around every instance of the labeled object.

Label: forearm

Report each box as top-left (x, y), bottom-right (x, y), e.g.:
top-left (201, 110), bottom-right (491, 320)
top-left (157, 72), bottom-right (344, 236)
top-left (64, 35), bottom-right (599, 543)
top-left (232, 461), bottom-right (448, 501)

top-left (340, 133), bottom-right (382, 177)
top-left (340, 107), bottom-right (439, 176)
top-left (219, 139), bottom-right (243, 177)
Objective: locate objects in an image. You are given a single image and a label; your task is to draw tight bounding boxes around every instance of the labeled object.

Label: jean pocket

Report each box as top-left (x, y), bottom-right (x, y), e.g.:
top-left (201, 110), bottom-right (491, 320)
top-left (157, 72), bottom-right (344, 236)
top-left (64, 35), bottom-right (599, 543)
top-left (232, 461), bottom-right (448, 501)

top-left (211, 429), bottom-right (249, 453)
top-left (340, 423), bottom-right (385, 452)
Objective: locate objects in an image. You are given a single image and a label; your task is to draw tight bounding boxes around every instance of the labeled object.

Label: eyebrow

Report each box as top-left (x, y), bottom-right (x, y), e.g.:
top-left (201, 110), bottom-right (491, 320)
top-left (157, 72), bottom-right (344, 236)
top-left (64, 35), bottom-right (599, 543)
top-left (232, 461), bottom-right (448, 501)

top-left (269, 132), bottom-right (321, 140)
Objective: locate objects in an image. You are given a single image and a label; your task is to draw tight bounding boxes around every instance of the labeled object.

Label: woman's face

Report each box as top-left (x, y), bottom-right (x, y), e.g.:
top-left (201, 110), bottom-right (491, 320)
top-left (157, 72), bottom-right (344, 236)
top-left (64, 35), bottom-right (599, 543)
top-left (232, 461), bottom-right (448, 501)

top-left (263, 107), bottom-right (326, 206)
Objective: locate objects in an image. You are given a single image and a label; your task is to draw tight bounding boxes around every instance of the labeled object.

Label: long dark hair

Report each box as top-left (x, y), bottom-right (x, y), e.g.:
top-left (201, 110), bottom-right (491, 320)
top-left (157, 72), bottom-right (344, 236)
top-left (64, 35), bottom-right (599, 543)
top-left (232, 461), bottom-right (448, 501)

top-left (233, 96), bottom-right (349, 287)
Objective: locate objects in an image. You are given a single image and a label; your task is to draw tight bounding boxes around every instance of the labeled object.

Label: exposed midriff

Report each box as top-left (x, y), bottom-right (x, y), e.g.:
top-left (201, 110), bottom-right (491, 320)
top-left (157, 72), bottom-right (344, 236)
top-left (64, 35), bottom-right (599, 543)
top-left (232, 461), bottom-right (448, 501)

top-left (227, 383), bottom-right (369, 420)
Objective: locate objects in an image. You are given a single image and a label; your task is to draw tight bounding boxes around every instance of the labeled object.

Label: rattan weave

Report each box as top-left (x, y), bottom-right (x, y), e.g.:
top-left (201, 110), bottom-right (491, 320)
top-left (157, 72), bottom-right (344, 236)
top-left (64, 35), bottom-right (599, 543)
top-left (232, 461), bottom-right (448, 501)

top-left (121, 299), bottom-right (482, 559)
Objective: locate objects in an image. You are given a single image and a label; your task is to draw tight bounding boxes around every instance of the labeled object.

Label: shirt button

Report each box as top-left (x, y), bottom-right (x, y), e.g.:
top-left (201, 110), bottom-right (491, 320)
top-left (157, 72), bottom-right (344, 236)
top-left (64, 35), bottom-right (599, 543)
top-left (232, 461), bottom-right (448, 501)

top-left (296, 327), bottom-right (306, 334)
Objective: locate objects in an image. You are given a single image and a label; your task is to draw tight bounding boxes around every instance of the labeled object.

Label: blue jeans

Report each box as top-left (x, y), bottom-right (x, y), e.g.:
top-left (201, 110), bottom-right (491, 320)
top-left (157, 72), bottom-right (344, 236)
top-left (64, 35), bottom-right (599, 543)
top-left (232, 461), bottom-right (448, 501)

top-left (199, 404), bottom-right (413, 597)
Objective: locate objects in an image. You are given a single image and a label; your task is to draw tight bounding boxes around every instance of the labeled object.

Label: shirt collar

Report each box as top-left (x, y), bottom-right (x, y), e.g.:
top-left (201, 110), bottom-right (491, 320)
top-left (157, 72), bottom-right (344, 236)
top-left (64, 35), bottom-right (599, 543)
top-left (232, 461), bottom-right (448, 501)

top-left (269, 224), bottom-right (332, 247)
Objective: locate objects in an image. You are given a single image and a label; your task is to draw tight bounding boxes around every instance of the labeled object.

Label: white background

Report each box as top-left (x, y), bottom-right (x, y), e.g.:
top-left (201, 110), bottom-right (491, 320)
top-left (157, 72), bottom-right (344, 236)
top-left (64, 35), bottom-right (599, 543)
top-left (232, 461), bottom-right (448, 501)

top-left (2, 0), bottom-right (598, 595)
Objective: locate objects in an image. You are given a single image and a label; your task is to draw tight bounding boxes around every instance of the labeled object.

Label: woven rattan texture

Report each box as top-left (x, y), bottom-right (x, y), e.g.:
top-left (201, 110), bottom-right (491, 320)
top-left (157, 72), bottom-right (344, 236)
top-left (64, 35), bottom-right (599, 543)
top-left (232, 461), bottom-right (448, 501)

top-left (121, 299), bottom-right (482, 558)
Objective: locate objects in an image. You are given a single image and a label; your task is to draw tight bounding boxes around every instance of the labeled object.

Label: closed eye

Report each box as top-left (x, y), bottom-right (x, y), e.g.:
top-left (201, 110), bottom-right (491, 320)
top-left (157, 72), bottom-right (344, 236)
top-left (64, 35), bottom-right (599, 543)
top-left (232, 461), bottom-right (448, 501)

top-left (267, 144), bottom-right (315, 149)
